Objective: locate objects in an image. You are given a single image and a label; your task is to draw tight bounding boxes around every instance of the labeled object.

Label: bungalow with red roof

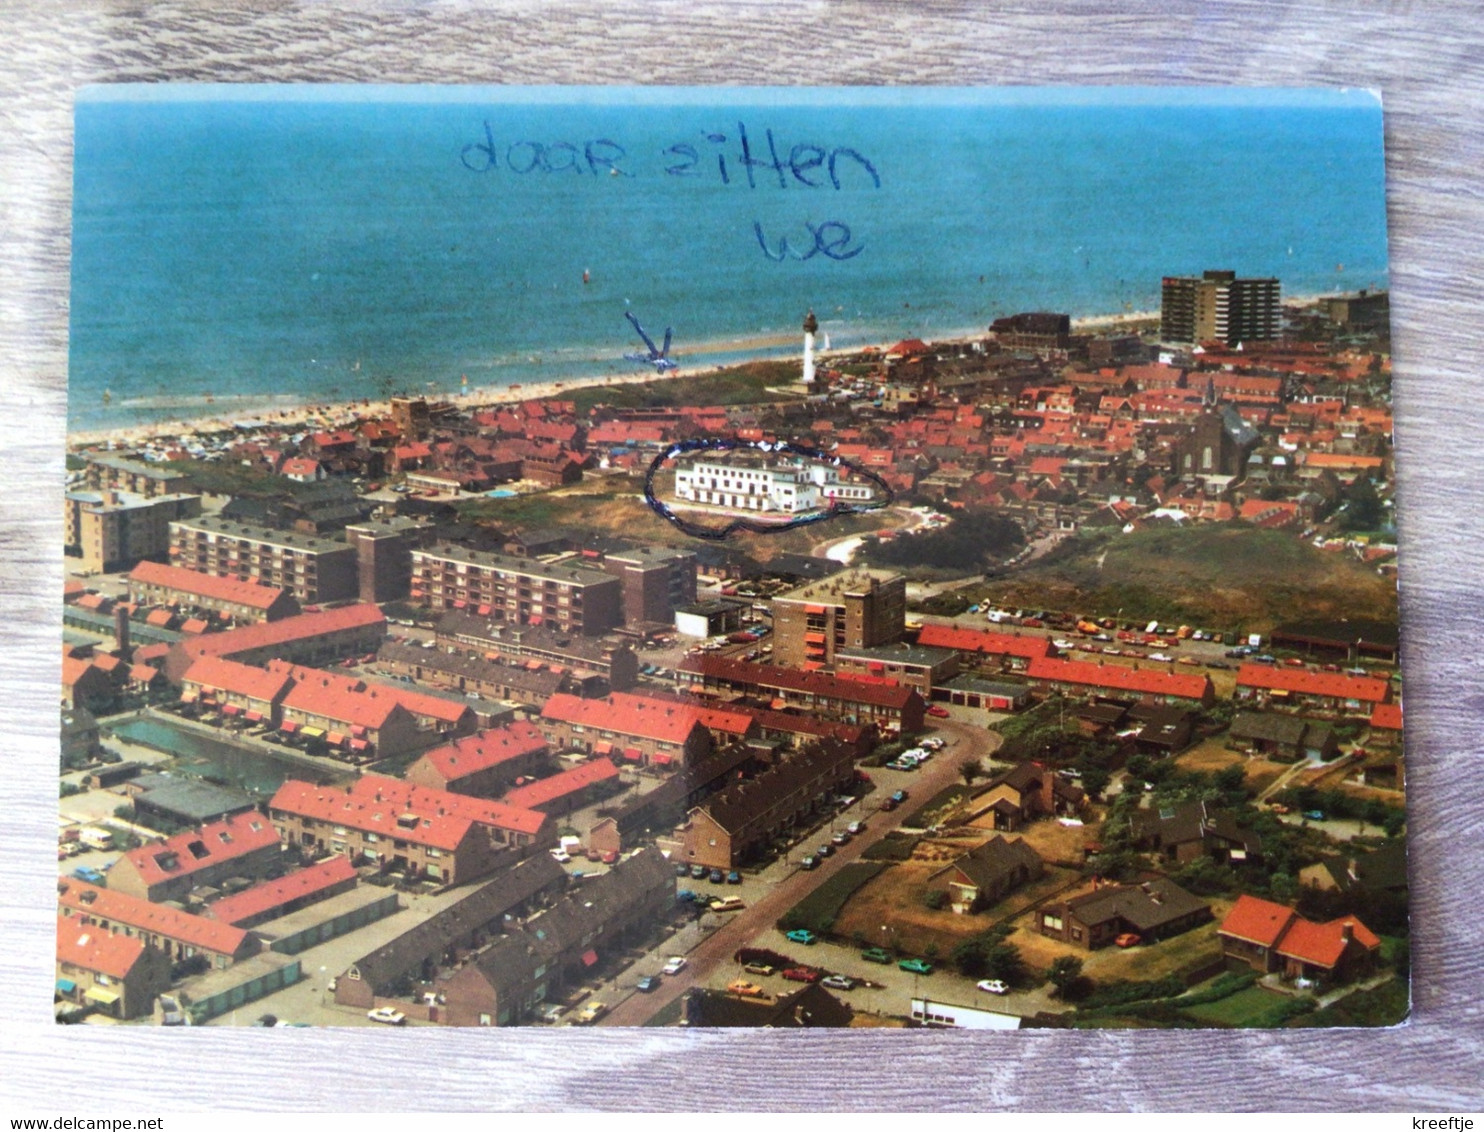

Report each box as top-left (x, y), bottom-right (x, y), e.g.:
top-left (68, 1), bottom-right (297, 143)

top-left (280, 457), bottom-right (325, 484)
top-left (501, 757), bottom-right (622, 817)
top-left (1368, 701), bottom-right (1404, 749)
top-left (1217, 894), bottom-right (1381, 985)
top-left (107, 811), bottom-right (283, 904)
top-left (679, 656), bottom-right (926, 734)
top-left (58, 877), bottom-right (259, 969)
top-left (404, 721), bottom-right (551, 797)
top-left (205, 856), bottom-right (360, 929)
top-left (1235, 663), bottom-right (1390, 714)
top-left (539, 691), bottom-right (714, 767)
top-left (1026, 656), bottom-right (1215, 707)
top-left (914, 624), bottom-right (1052, 672)
top-left (55, 916), bottom-right (173, 1020)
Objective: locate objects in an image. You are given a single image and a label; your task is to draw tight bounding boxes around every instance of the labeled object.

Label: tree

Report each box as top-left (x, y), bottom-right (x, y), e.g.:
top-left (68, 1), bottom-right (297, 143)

top-left (1047, 956), bottom-right (1084, 998)
top-left (1339, 475), bottom-right (1383, 532)
top-left (1079, 765), bottom-right (1111, 800)
top-left (959, 757), bottom-right (985, 786)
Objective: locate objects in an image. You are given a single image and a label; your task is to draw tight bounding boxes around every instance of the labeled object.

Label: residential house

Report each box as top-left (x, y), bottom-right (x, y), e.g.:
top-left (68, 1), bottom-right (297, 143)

top-left (57, 878), bottom-right (259, 969)
top-left (1127, 800), bottom-right (1263, 865)
top-left (1227, 711), bottom-right (1338, 762)
top-left (55, 916), bottom-right (173, 1021)
top-left (1217, 894), bottom-right (1381, 985)
top-left (1038, 879), bottom-right (1211, 950)
top-left (964, 761), bottom-right (1084, 832)
top-left (106, 811), bottom-right (283, 904)
top-left (940, 836), bottom-right (1044, 914)
top-left (1235, 664), bottom-right (1390, 715)
top-left (500, 757), bottom-right (622, 817)
top-left (678, 739), bottom-right (858, 870)
top-left (1026, 656), bottom-right (1215, 707)
top-left (681, 982), bottom-right (853, 1028)
top-left (538, 692), bottom-right (714, 767)
top-left (404, 721), bottom-right (551, 797)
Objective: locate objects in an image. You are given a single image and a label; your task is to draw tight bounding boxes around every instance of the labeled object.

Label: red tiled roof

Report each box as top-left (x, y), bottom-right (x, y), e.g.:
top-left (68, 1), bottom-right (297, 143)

top-left (916, 624), bottom-right (1053, 660)
top-left (347, 774), bottom-right (548, 837)
top-left (128, 664), bottom-right (159, 684)
top-left (1369, 702), bottom-right (1403, 731)
top-left (205, 856), bottom-right (357, 926)
top-left (1276, 916), bottom-right (1381, 969)
top-left (130, 560), bottom-right (289, 611)
top-left (502, 757), bottom-right (620, 809)
top-left (684, 656), bottom-right (921, 710)
top-left (58, 879), bottom-right (249, 957)
top-left (269, 661), bottom-right (473, 728)
top-left (61, 655), bottom-right (98, 688)
top-left (56, 916), bottom-right (147, 980)
top-left (180, 604), bottom-right (386, 662)
top-left (416, 720), bottom-right (549, 780)
top-left (182, 655), bottom-right (293, 703)
top-left (691, 705), bottom-right (756, 736)
top-left (541, 692), bottom-right (706, 745)
top-left (118, 811), bottom-right (279, 889)
top-left (1218, 893), bottom-right (1296, 948)
top-left (1302, 452), bottom-right (1384, 470)
top-left (1026, 656), bottom-right (1213, 701)
top-left (1236, 664), bottom-right (1390, 703)
top-left (270, 779), bottom-right (476, 851)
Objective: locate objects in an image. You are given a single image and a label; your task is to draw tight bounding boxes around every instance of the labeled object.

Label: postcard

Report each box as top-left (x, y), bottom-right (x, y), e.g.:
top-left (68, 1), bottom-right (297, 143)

top-left (58, 85), bottom-right (1405, 1031)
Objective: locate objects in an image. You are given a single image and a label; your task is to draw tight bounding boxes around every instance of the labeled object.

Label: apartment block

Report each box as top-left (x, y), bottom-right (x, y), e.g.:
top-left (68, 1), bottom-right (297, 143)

top-left (83, 452), bottom-right (193, 499)
top-left (66, 490), bottom-right (202, 574)
top-left (411, 545), bottom-right (622, 636)
top-left (600, 545), bottom-right (698, 626)
top-left (1161, 270), bottom-right (1281, 346)
top-left (170, 515), bottom-right (358, 605)
top-left (771, 568), bottom-right (906, 668)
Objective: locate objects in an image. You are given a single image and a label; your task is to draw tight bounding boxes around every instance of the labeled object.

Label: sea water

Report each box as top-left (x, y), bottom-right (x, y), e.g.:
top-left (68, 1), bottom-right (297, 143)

top-left (68, 86), bottom-right (1389, 433)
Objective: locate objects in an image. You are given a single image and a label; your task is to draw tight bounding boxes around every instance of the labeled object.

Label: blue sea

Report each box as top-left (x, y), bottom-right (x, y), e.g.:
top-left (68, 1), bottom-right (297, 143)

top-left (68, 86), bottom-right (1389, 433)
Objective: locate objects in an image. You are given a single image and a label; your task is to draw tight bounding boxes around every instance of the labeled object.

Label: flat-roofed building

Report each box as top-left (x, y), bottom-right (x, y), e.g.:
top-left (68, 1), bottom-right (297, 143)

top-left (675, 454), bottom-right (878, 514)
top-left (130, 560), bottom-right (300, 623)
top-left (345, 515), bottom-right (425, 603)
top-left (600, 545), bottom-right (698, 626)
top-left (83, 452), bottom-right (193, 499)
top-left (412, 544), bottom-right (622, 636)
top-left (771, 568), bottom-right (906, 668)
top-left (66, 490), bottom-right (202, 574)
top-left (170, 515), bottom-right (359, 604)
top-left (834, 642), bottom-right (959, 698)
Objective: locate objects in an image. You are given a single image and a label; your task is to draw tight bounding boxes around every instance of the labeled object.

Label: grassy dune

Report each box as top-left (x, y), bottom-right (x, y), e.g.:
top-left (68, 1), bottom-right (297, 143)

top-left (977, 524), bottom-right (1397, 635)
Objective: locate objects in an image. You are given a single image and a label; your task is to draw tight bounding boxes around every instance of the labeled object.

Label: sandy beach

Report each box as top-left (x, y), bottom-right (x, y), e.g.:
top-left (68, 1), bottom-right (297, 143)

top-left (64, 293), bottom-right (1345, 452)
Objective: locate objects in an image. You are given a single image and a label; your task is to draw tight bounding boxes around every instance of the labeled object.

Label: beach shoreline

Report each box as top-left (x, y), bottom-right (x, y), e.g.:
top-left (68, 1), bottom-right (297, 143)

top-left (64, 296), bottom-right (1343, 451)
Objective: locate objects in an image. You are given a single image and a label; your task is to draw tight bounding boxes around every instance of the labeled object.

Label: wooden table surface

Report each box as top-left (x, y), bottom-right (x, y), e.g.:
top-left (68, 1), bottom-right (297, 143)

top-left (1, 1), bottom-right (1480, 1112)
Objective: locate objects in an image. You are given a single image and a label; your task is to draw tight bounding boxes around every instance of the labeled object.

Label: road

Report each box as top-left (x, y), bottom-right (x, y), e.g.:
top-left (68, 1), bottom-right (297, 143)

top-left (600, 716), bottom-right (1001, 1026)
top-left (810, 504), bottom-right (932, 563)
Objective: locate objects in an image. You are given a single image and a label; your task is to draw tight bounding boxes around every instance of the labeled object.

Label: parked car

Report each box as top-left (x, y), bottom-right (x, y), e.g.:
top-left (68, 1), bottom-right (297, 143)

top-left (71, 867), bottom-right (106, 885)
top-left (800, 855), bottom-right (819, 870)
top-left (662, 956), bottom-right (688, 975)
top-left (860, 947), bottom-right (893, 964)
top-left (879, 798), bottom-right (898, 812)
top-left (816, 844), bottom-right (833, 858)
top-left (727, 980), bottom-right (767, 998)
top-left (674, 862), bottom-right (690, 877)
top-left (785, 929), bottom-right (818, 945)
top-left (690, 864), bottom-right (707, 879)
top-left (709, 896), bottom-right (746, 913)
top-left (898, 957), bottom-right (934, 975)
top-left (726, 870), bottom-right (742, 884)
top-left (601, 850), bottom-right (619, 864)
top-left (574, 1001), bottom-right (608, 1024)
top-left (926, 705), bottom-right (950, 718)
top-left (742, 963), bottom-right (776, 977)
top-left (366, 1006), bottom-right (406, 1026)
top-left (782, 967), bottom-right (821, 983)
top-left (831, 831), bottom-right (850, 846)
top-left (846, 821), bottom-right (866, 836)
top-left (821, 974), bottom-right (856, 991)
top-left (676, 889), bottom-right (699, 903)
top-left (890, 790), bottom-right (908, 804)
top-left (1115, 933), bottom-right (1142, 949)
top-left (548, 848), bottom-right (571, 863)
top-left (977, 979), bottom-right (1009, 995)
top-left (709, 868), bottom-right (725, 884)
top-left (636, 976), bottom-right (660, 993)
top-left (1303, 810), bottom-right (1326, 821)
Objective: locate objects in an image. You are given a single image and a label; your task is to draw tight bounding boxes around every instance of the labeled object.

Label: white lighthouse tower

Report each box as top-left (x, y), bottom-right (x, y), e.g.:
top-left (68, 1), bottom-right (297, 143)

top-left (802, 308), bottom-right (819, 388)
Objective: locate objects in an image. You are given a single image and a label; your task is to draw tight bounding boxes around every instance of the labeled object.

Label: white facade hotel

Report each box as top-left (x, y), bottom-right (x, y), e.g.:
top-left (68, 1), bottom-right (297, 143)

top-left (674, 457), bottom-right (877, 514)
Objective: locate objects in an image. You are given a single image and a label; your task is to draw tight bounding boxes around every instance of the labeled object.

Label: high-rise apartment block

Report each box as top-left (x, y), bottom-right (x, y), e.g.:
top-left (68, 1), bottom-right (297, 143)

top-left (1161, 270), bottom-right (1281, 346)
top-left (771, 569), bottom-right (906, 668)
